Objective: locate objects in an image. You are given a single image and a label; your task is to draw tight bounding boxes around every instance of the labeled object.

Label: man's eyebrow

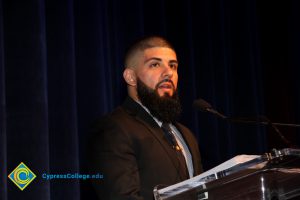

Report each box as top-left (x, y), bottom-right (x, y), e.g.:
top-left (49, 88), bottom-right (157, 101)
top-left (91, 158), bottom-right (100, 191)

top-left (144, 57), bottom-right (162, 64)
top-left (144, 57), bottom-right (178, 64)
top-left (169, 60), bottom-right (178, 64)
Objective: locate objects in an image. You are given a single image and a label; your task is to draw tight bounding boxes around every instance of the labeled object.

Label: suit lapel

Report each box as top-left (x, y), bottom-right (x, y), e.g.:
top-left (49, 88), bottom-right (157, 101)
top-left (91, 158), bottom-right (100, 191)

top-left (122, 97), bottom-right (188, 180)
top-left (174, 123), bottom-right (201, 176)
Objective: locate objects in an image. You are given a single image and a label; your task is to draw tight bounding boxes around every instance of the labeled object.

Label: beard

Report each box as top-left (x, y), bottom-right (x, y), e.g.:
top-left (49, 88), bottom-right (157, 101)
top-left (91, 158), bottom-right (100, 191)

top-left (136, 78), bottom-right (182, 123)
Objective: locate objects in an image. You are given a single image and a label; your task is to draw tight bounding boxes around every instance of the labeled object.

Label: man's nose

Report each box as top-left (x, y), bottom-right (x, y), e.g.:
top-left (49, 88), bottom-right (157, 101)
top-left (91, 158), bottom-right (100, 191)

top-left (161, 64), bottom-right (173, 78)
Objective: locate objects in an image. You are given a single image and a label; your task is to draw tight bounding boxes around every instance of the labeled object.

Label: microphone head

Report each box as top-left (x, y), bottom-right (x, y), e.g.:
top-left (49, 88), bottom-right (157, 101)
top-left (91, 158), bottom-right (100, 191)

top-left (193, 98), bottom-right (227, 119)
top-left (193, 98), bottom-right (212, 111)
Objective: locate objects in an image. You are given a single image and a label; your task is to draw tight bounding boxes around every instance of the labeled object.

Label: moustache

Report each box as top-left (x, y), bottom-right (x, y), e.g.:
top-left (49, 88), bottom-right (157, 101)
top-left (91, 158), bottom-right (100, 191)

top-left (155, 78), bottom-right (175, 90)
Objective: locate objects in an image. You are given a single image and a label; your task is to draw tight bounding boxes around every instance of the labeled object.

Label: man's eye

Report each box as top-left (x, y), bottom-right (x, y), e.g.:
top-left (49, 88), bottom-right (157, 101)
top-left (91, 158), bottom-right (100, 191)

top-left (170, 64), bottom-right (178, 69)
top-left (150, 63), bottom-right (160, 67)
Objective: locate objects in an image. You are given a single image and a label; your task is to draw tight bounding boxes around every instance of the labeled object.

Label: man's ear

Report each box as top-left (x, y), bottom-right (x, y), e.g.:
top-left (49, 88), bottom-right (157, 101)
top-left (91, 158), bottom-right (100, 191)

top-left (123, 68), bottom-right (137, 86)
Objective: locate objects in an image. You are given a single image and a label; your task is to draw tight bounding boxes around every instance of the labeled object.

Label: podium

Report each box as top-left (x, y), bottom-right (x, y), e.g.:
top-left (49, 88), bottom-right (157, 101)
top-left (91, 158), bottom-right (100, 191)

top-left (153, 148), bottom-right (300, 200)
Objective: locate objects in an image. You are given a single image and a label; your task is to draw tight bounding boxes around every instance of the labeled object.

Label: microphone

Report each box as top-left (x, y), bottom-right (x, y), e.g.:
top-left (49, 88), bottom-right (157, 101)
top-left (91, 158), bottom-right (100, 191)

top-left (193, 98), bottom-right (227, 119)
top-left (193, 98), bottom-right (299, 148)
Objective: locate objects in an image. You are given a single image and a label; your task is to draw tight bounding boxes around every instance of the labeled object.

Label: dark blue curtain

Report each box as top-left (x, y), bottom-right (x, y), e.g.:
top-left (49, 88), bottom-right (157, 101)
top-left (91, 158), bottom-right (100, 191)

top-left (1, 0), bottom-right (300, 199)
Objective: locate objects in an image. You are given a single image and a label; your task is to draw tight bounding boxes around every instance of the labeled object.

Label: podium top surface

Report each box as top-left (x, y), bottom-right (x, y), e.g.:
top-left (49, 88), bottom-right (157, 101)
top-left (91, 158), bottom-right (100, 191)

top-left (154, 148), bottom-right (300, 200)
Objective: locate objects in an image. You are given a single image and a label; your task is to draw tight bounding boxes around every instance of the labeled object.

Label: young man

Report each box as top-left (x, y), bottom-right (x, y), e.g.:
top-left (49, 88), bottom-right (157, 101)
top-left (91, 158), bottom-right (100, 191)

top-left (88, 36), bottom-right (202, 200)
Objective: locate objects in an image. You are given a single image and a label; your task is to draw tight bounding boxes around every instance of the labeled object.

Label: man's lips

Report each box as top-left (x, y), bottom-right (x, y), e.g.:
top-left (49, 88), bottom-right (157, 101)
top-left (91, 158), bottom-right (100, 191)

top-left (158, 83), bottom-right (173, 89)
top-left (156, 79), bottom-right (175, 90)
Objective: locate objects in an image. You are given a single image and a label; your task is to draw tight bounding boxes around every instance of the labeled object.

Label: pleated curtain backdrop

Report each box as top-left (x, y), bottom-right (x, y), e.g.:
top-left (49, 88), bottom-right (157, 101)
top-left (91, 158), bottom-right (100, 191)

top-left (1, 0), bottom-right (300, 199)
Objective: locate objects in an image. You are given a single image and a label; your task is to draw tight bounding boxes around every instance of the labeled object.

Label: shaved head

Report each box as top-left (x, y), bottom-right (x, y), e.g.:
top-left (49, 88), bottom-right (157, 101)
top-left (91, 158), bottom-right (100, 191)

top-left (124, 36), bottom-right (175, 68)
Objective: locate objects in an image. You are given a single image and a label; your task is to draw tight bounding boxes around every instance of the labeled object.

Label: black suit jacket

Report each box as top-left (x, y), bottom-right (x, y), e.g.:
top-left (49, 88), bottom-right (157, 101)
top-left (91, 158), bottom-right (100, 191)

top-left (88, 97), bottom-right (202, 200)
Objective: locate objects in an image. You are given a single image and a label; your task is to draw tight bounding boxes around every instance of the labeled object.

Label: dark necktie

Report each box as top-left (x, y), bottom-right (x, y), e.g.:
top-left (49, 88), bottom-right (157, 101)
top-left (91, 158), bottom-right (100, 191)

top-left (161, 123), bottom-right (188, 178)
